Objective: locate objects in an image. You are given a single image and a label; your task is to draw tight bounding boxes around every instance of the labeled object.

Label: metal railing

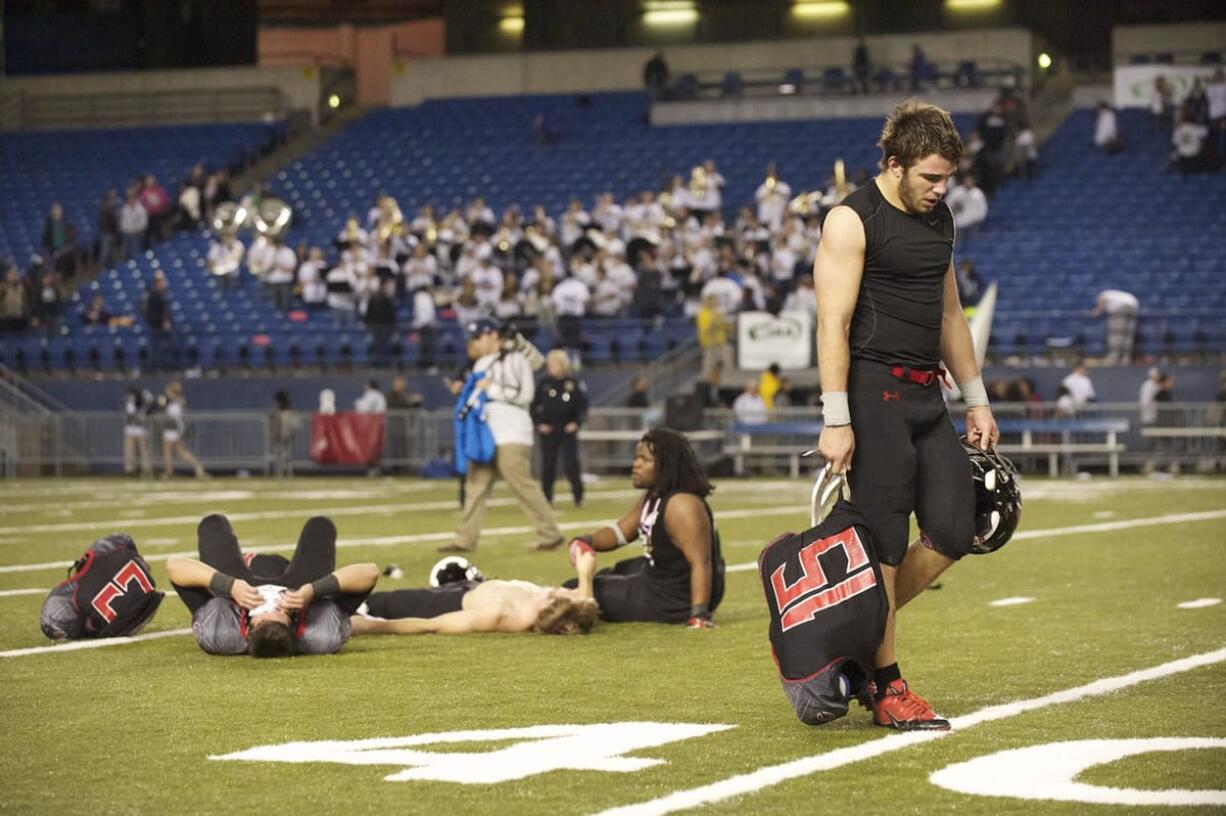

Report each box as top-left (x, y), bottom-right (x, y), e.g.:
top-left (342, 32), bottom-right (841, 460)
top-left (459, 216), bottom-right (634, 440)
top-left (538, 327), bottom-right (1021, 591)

top-left (2, 402), bottom-right (1222, 478)
top-left (0, 87), bottom-right (291, 131)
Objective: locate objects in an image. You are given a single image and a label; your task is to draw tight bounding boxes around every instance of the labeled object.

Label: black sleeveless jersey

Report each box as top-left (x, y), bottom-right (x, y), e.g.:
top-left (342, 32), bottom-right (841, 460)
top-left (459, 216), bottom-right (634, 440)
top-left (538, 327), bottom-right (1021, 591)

top-left (840, 180), bottom-right (955, 368)
top-left (638, 492), bottom-right (725, 612)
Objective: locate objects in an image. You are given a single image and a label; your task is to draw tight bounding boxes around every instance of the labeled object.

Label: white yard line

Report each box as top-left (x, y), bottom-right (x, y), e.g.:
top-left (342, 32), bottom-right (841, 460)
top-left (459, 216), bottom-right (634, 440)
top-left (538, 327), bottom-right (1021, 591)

top-left (591, 646), bottom-right (1226, 816)
top-left (0, 628), bottom-right (193, 658)
top-left (1009, 509), bottom-right (1226, 542)
top-left (0, 505), bottom-right (812, 575)
top-left (0, 477), bottom-right (809, 534)
top-left (0, 588), bottom-right (47, 597)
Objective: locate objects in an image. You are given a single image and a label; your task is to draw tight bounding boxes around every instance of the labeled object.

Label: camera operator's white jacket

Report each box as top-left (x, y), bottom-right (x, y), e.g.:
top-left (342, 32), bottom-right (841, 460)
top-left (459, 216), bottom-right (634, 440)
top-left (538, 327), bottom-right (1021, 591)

top-left (474, 350), bottom-right (535, 447)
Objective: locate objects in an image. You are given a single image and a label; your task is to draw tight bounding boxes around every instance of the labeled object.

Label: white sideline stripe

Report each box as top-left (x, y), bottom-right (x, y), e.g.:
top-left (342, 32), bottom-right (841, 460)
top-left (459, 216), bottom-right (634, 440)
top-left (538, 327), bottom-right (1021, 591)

top-left (0, 628), bottom-right (193, 658)
top-left (591, 646), bottom-right (1226, 816)
top-left (1177, 598), bottom-right (1222, 610)
top-left (0, 481), bottom-right (812, 536)
top-left (0, 588), bottom-right (47, 597)
top-left (989, 596), bottom-right (1035, 607)
top-left (1009, 509), bottom-right (1226, 541)
top-left (0, 505), bottom-right (812, 575)
top-left (3, 506), bottom-right (1226, 576)
top-left (0, 488), bottom-right (643, 536)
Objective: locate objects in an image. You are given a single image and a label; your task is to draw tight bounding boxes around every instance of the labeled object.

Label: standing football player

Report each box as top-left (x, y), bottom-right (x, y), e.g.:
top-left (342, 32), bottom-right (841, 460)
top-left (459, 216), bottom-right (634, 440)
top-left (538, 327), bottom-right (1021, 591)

top-left (813, 100), bottom-right (999, 729)
top-left (563, 427), bottom-right (724, 627)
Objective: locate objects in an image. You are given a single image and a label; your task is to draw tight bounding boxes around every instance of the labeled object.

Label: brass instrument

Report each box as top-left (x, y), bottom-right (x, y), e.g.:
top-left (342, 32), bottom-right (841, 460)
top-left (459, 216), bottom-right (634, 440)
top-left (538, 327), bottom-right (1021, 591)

top-left (211, 201), bottom-right (249, 234)
top-left (787, 191), bottom-right (823, 217)
top-left (253, 197), bottom-right (293, 238)
top-left (834, 158), bottom-right (847, 200)
top-left (340, 216), bottom-right (364, 244)
top-left (689, 165), bottom-right (708, 201)
top-left (374, 196), bottom-right (404, 244)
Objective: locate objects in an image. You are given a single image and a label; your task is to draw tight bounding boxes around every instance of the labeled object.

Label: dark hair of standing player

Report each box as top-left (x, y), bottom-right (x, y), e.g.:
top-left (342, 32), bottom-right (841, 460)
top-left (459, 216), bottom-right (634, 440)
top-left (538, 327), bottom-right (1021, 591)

top-left (876, 99), bottom-right (963, 171)
top-left (640, 428), bottom-right (713, 499)
top-left (248, 620), bottom-right (296, 658)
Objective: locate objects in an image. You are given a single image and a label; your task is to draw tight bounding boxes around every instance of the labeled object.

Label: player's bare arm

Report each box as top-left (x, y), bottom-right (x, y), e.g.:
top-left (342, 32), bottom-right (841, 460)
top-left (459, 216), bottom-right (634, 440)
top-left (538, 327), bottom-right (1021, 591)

top-left (813, 205), bottom-right (866, 474)
top-left (662, 494), bottom-right (714, 625)
top-left (281, 562), bottom-right (379, 612)
top-left (938, 263), bottom-right (999, 449)
top-left (573, 548), bottom-right (598, 599)
top-left (165, 556), bottom-right (262, 609)
top-left (568, 495), bottom-right (643, 561)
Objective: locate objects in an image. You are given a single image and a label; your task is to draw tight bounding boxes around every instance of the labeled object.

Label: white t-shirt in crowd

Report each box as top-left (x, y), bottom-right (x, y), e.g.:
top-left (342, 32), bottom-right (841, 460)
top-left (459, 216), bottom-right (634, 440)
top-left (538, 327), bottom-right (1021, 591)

top-left (1098, 289), bottom-right (1139, 313)
top-left (207, 240), bottom-right (244, 277)
top-left (700, 276), bottom-right (743, 316)
top-left (354, 388), bottom-right (387, 413)
top-left (755, 179), bottom-right (792, 230)
top-left (1094, 109), bottom-right (1118, 146)
top-left (551, 277), bottom-right (590, 316)
top-left (733, 392), bottom-right (768, 425)
top-left (268, 246), bottom-right (297, 285)
top-left (298, 260), bottom-right (326, 304)
top-left (1061, 371), bottom-right (1096, 407)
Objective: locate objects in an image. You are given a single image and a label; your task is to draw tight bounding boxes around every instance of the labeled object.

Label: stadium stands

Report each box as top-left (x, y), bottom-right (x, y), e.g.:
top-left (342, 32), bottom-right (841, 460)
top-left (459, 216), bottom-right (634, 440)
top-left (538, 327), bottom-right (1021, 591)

top-left (968, 108), bottom-right (1226, 360)
top-left (1, 95), bottom-right (1222, 374)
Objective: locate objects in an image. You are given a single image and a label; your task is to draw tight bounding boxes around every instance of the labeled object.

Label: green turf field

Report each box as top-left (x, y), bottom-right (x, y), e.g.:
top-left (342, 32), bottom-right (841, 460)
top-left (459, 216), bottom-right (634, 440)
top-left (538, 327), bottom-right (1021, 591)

top-left (2, 475), bottom-right (1224, 814)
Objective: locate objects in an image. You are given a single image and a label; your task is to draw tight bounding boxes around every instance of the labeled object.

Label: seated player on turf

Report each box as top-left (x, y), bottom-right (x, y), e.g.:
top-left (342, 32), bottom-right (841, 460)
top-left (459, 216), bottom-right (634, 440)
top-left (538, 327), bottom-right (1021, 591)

top-left (350, 555), bottom-right (599, 636)
top-left (562, 427), bottom-right (725, 628)
top-left (166, 514), bottom-right (379, 658)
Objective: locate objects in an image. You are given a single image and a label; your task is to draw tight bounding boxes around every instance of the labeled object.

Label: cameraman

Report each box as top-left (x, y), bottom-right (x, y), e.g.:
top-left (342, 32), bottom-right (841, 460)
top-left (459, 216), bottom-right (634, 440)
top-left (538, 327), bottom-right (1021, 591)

top-left (441, 319), bottom-right (563, 553)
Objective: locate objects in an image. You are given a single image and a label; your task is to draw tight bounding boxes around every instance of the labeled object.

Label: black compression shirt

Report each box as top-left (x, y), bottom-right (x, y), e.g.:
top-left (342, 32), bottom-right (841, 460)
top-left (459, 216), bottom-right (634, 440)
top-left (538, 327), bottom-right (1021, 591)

top-left (840, 179), bottom-right (954, 369)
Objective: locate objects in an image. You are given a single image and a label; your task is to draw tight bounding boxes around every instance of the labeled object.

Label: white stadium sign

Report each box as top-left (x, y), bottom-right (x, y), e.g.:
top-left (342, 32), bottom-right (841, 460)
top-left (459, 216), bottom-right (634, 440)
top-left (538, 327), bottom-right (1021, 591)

top-left (736, 310), bottom-right (813, 371)
top-left (930, 738), bottom-right (1226, 807)
top-left (210, 722), bottom-right (734, 784)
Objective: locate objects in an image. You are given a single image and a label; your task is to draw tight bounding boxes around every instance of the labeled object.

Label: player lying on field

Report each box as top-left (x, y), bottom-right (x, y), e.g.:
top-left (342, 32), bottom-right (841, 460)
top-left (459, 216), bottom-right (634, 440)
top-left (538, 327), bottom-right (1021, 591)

top-left (166, 514), bottom-right (379, 658)
top-left (561, 427), bottom-right (725, 628)
top-left (350, 553), bottom-right (600, 636)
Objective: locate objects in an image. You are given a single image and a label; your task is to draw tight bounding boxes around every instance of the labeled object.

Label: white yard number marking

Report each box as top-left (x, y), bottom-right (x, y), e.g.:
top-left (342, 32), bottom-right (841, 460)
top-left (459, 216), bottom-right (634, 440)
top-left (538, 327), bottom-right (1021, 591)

top-left (210, 722), bottom-right (733, 784)
top-left (930, 738), bottom-right (1226, 807)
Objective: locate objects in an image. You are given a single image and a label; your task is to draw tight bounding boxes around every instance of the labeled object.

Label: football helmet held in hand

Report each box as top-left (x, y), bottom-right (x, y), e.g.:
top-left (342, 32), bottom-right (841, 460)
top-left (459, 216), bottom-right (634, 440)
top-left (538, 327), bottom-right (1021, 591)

top-left (962, 438), bottom-right (1021, 554)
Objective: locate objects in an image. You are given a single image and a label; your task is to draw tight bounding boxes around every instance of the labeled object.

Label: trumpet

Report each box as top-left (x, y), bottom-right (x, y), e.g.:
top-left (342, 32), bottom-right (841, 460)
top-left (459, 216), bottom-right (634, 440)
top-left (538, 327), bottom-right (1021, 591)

top-left (787, 191), bottom-right (823, 217)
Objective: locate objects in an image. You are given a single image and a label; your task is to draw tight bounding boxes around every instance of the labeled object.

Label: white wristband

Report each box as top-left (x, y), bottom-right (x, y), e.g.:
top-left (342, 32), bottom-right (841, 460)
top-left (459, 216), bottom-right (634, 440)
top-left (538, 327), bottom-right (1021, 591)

top-left (605, 523), bottom-right (629, 548)
top-left (960, 376), bottom-right (990, 408)
top-left (821, 391), bottom-right (851, 426)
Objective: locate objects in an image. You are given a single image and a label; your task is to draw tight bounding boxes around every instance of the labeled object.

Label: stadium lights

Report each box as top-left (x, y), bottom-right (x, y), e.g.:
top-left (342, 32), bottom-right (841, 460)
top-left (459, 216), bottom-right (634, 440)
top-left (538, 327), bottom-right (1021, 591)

top-left (327, 94), bottom-right (341, 109)
top-left (1037, 52), bottom-right (1052, 69)
top-left (945, 0), bottom-right (1001, 9)
top-left (499, 15), bottom-right (525, 34)
top-left (791, 1), bottom-right (851, 20)
top-left (643, 1), bottom-right (698, 26)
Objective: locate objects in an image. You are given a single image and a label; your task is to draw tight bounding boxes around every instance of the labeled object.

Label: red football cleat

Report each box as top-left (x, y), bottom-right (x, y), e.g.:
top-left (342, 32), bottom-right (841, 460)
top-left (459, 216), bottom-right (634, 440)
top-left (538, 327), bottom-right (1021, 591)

top-left (872, 679), bottom-right (951, 731)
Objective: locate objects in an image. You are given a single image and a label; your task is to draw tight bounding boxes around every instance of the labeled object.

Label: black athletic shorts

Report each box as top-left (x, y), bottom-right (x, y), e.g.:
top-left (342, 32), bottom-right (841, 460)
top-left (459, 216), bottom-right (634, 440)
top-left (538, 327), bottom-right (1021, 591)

top-left (847, 360), bottom-right (974, 566)
top-left (362, 582), bottom-right (479, 620)
top-left (563, 556), bottom-right (690, 624)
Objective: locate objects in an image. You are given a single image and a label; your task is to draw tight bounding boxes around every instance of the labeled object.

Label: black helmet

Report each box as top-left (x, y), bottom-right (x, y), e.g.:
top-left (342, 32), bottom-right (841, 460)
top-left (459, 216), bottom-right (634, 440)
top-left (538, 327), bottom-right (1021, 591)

top-left (963, 438), bottom-right (1021, 555)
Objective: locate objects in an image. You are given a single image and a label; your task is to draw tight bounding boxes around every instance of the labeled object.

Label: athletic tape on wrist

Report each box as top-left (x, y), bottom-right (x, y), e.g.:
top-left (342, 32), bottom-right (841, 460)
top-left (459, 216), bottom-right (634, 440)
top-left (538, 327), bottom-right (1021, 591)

top-left (605, 523), bottom-right (629, 548)
top-left (959, 375), bottom-right (990, 408)
top-left (311, 574), bottom-right (340, 599)
top-left (821, 391), bottom-right (851, 426)
top-left (209, 572), bottom-right (235, 598)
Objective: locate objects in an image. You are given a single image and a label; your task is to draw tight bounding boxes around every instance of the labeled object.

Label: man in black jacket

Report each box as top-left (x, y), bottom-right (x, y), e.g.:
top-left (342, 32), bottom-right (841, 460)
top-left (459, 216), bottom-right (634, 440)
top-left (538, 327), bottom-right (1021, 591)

top-left (530, 349), bottom-right (588, 507)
